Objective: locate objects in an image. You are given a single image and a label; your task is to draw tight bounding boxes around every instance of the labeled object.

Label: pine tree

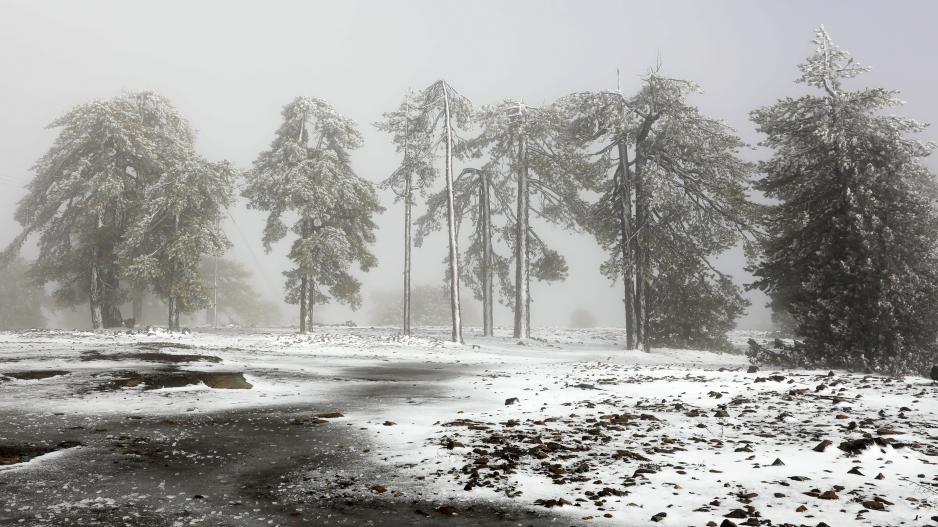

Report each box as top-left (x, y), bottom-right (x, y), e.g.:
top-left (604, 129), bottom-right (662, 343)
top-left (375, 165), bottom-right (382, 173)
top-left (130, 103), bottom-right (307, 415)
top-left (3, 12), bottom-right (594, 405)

top-left (375, 90), bottom-right (437, 335)
top-left (470, 100), bottom-right (579, 339)
top-left (750, 27), bottom-right (938, 374)
top-left (243, 97), bottom-right (382, 333)
top-left (560, 72), bottom-right (753, 351)
top-left (118, 96), bottom-right (235, 332)
top-left (409, 80), bottom-right (473, 343)
top-left (415, 165), bottom-right (514, 337)
top-left (1, 92), bottom-right (193, 329)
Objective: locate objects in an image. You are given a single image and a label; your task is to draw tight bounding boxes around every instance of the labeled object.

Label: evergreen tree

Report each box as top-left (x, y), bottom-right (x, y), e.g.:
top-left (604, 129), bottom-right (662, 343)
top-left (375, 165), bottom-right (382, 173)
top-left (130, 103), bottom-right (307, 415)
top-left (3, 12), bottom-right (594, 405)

top-left (243, 97), bottom-right (382, 333)
top-left (415, 165), bottom-right (514, 336)
top-left (1, 92), bottom-right (192, 329)
top-left (118, 99), bottom-right (235, 331)
top-left (409, 80), bottom-right (473, 343)
top-left (560, 72), bottom-right (753, 351)
top-left (750, 27), bottom-right (938, 374)
top-left (375, 90), bottom-right (437, 335)
top-left (470, 100), bottom-right (579, 339)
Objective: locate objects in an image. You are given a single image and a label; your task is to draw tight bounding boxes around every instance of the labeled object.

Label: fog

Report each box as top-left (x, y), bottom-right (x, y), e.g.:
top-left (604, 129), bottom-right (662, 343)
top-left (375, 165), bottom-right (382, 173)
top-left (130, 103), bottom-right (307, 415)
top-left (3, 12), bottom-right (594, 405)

top-left (2, 0), bottom-right (937, 329)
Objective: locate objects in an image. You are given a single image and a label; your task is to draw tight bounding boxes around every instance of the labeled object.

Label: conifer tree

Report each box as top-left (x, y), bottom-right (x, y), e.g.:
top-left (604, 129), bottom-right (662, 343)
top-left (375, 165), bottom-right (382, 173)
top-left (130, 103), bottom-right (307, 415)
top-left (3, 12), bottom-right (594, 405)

top-left (561, 72), bottom-right (753, 351)
top-left (410, 80), bottom-right (473, 343)
top-left (375, 90), bottom-right (437, 335)
top-left (244, 97), bottom-right (382, 333)
top-left (471, 100), bottom-right (579, 339)
top-left (1, 92), bottom-right (194, 329)
top-left (750, 28), bottom-right (938, 374)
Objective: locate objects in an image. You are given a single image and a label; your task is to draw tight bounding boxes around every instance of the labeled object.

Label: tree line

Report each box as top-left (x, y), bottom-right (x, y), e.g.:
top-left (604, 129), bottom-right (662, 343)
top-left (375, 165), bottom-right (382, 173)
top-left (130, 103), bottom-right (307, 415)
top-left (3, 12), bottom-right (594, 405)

top-left (2, 28), bottom-right (937, 374)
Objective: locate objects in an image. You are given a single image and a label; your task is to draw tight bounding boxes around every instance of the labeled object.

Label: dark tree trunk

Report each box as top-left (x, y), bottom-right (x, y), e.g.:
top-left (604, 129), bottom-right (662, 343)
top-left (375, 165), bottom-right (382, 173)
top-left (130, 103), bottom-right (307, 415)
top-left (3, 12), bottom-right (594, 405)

top-left (299, 274), bottom-right (308, 334)
top-left (633, 148), bottom-right (648, 352)
top-left (513, 110), bottom-right (531, 340)
top-left (480, 172), bottom-right (494, 336)
top-left (617, 141), bottom-right (636, 349)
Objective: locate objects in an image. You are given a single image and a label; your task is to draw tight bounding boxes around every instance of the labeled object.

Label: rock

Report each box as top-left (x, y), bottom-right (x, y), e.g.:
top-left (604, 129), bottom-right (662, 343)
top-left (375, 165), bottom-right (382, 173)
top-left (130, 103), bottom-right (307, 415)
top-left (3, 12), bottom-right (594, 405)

top-left (771, 458), bottom-right (785, 466)
top-left (720, 520), bottom-right (738, 527)
top-left (725, 509), bottom-right (748, 519)
top-left (930, 364), bottom-right (938, 382)
top-left (747, 365), bottom-right (759, 373)
top-left (504, 397), bottom-right (519, 406)
top-left (796, 505), bottom-right (807, 512)
top-left (818, 490), bottom-right (839, 500)
top-left (861, 500), bottom-right (884, 511)
top-left (847, 466), bottom-right (863, 476)
top-left (382, 421), bottom-right (396, 426)
top-left (812, 440), bottom-right (832, 452)
top-left (874, 472), bottom-right (885, 480)
top-left (651, 512), bottom-right (667, 522)
top-left (370, 484), bottom-right (387, 494)
top-left (316, 412), bottom-right (344, 418)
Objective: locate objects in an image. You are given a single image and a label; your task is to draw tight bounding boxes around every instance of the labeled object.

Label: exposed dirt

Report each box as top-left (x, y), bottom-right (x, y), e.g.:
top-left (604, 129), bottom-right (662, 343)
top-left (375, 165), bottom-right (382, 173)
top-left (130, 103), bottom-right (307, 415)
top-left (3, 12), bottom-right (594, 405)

top-left (80, 350), bottom-right (222, 363)
top-left (3, 370), bottom-right (70, 380)
top-left (0, 441), bottom-right (81, 465)
top-left (100, 370), bottom-right (253, 390)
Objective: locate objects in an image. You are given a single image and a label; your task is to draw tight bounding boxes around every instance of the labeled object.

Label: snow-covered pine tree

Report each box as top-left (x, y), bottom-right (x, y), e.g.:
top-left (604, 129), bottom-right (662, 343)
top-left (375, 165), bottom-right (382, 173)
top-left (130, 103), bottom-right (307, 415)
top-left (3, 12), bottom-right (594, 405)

top-left (415, 165), bottom-right (514, 337)
top-left (375, 90), bottom-right (437, 335)
top-left (468, 100), bottom-right (580, 339)
top-left (410, 80), bottom-right (473, 343)
top-left (560, 71), bottom-right (753, 351)
top-left (118, 94), bottom-right (234, 331)
top-left (750, 27), bottom-right (938, 374)
top-left (1, 92), bottom-right (193, 329)
top-left (243, 97), bottom-right (382, 333)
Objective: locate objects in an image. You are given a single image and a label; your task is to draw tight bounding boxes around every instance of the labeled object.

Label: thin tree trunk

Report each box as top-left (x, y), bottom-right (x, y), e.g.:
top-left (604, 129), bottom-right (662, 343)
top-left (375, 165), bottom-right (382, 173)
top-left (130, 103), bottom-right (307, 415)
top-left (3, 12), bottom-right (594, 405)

top-left (168, 296), bottom-right (177, 332)
top-left (307, 280), bottom-right (315, 331)
top-left (403, 103), bottom-right (413, 336)
top-left (442, 82), bottom-right (463, 344)
top-left (617, 141), bottom-right (636, 349)
top-left (480, 172), bottom-right (494, 336)
top-left (403, 174), bottom-right (412, 336)
top-left (90, 262), bottom-right (103, 330)
top-left (89, 214), bottom-right (104, 329)
top-left (299, 274), bottom-right (308, 334)
top-left (633, 148), bottom-right (648, 352)
top-left (514, 104), bottom-right (530, 339)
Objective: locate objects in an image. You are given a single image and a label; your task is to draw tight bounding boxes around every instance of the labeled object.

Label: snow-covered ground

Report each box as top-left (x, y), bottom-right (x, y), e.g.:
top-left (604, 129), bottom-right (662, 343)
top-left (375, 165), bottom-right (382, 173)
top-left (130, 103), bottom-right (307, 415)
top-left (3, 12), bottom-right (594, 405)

top-left (0, 327), bottom-right (936, 526)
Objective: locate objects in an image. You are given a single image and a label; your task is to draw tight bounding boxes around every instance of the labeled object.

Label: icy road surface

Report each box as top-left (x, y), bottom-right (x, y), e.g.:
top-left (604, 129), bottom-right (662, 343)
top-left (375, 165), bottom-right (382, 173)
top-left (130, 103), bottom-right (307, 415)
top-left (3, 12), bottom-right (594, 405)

top-left (0, 327), bottom-right (936, 526)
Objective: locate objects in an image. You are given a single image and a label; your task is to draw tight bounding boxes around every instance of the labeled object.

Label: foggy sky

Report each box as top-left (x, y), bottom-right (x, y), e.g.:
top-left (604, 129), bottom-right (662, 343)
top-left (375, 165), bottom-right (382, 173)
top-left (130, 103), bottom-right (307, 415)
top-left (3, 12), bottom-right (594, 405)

top-left (2, 0), bottom-right (937, 329)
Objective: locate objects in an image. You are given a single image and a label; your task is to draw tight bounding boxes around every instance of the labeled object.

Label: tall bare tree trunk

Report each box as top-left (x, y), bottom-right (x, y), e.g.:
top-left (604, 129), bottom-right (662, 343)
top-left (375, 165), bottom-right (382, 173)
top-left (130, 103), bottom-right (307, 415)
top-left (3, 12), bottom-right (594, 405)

top-left (299, 274), bottom-right (308, 334)
top-left (307, 280), bottom-right (315, 331)
top-left (633, 149), bottom-right (648, 352)
top-left (514, 104), bottom-right (530, 340)
top-left (617, 141), bottom-right (636, 349)
top-left (442, 82), bottom-right (463, 344)
top-left (90, 263), bottom-right (103, 330)
top-left (89, 214), bottom-right (104, 329)
top-left (402, 104), bottom-right (413, 336)
top-left (480, 172), bottom-right (494, 336)
top-left (403, 174), bottom-right (413, 336)
top-left (167, 296), bottom-right (177, 332)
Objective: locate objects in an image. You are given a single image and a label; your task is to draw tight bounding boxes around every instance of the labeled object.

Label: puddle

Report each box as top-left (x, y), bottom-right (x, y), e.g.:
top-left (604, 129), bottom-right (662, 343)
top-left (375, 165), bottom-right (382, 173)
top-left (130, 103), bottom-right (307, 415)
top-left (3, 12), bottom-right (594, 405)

top-left (0, 441), bottom-right (81, 465)
top-left (105, 371), bottom-right (252, 390)
top-left (80, 350), bottom-right (221, 364)
top-left (4, 370), bottom-right (70, 380)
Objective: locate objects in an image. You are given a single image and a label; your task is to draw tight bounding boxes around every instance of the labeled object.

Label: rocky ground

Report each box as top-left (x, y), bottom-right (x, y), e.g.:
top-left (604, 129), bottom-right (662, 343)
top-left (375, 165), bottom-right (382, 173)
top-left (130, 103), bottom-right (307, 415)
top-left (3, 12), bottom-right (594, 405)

top-left (0, 327), bottom-right (936, 526)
